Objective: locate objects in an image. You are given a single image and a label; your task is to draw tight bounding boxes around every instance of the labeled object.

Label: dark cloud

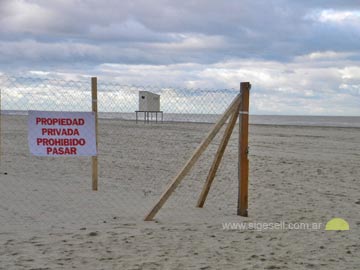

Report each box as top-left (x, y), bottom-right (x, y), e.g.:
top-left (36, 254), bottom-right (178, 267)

top-left (0, 0), bottom-right (359, 66)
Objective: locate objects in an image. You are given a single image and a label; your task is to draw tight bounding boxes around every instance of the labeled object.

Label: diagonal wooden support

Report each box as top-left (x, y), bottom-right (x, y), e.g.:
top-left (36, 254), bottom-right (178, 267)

top-left (196, 100), bottom-right (241, 208)
top-left (144, 94), bottom-right (242, 221)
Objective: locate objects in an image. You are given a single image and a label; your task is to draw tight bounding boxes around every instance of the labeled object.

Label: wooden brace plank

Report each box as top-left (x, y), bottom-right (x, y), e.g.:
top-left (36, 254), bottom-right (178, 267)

top-left (144, 94), bottom-right (242, 221)
top-left (196, 100), bottom-right (241, 208)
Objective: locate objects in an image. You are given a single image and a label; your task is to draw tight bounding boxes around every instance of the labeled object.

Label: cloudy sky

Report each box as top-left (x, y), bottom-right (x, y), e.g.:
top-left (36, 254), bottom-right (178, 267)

top-left (0, 0), bottom-right (359, 115)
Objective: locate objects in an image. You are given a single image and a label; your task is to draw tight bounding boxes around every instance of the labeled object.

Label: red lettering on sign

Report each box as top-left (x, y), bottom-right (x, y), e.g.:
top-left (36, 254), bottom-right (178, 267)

top-left (46, 147), bottom-right (78, 155)
top-left (37, 138), bottom-right (86, 146)
top-left (36, 118), bottom-right (85, 126)
top-left (41, 128), bottom-right (80, 136)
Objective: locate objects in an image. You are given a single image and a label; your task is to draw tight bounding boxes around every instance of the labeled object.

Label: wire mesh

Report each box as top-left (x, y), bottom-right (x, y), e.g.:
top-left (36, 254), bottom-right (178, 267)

top-left (0, 74), bottom-right (241, 231)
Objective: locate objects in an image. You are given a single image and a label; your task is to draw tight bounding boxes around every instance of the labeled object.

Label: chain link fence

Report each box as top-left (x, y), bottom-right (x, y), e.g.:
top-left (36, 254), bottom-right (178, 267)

top-left (0, 74), bottom-right (242, 231)
top-left (0, 75), bottom-right (238, 120)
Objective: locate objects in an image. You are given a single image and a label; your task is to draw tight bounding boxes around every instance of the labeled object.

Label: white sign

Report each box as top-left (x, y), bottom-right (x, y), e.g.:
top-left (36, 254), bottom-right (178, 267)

top-left (28, 111), bottom-right (97, 156)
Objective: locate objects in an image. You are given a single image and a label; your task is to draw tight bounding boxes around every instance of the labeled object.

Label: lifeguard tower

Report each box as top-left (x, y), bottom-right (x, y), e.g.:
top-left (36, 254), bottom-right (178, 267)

top-left (135, 91), bottom-right (163, 123)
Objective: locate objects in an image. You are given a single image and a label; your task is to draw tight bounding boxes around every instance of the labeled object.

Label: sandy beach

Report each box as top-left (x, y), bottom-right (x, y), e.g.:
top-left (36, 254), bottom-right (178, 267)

top-left (0, 115), bottom-right (359, 269)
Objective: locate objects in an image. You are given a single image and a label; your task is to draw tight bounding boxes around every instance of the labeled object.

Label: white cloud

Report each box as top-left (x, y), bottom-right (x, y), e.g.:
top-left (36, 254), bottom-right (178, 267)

top-left (57, 57), bottom-right (360, 115)
top-left (340, 66), bottom-right (360, 80)
top-left (150, 34), bottom-right (227, 50)
top-left (0, 0), bottom-right (62, 34)
top-left (318, 9), bottom-right (360, 24)
top-left (2, 55), bottom-right (360, 116)
top-left (295, 51), bottom-right (354, 61)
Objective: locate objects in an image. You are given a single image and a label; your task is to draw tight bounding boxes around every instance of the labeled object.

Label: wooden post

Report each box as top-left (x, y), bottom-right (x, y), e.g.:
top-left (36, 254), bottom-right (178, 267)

top-left (238, 82), bottom-right (251, 216)
top-left (0, 87), bottom-right (4, 174)
top-left (91, 77), bottom-right (98, 191)
top-left (0, 88), bottom-right (2, 170)
top-left (197, 101), bottom-right (241, 208)
top-left (144, 94), bottom-right (242, 221)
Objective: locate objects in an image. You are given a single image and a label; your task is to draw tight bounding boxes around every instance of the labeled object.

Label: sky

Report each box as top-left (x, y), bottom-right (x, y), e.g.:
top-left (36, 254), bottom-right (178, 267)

top-left (0, 0), bottom-right (359, 115)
